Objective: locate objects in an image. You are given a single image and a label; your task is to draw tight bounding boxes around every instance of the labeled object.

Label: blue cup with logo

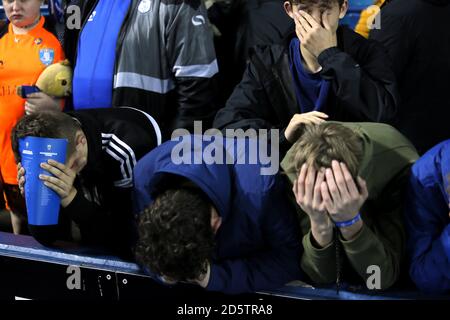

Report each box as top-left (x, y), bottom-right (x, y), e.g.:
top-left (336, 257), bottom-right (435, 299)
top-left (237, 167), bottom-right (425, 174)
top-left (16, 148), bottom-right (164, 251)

top-left (19, 137), bottom-right (68, 245)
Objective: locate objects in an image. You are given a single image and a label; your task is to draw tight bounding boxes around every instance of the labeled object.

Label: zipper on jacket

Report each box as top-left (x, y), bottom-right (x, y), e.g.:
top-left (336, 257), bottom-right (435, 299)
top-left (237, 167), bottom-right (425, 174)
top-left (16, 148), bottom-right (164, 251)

top-left (114, 0), bottom-right (138, 76)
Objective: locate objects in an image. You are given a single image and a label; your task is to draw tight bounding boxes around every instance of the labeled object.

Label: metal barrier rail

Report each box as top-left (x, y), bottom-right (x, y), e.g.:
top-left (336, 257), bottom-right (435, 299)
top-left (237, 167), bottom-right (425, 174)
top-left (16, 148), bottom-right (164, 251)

top-left (1, 232), bottom-right (447, 301)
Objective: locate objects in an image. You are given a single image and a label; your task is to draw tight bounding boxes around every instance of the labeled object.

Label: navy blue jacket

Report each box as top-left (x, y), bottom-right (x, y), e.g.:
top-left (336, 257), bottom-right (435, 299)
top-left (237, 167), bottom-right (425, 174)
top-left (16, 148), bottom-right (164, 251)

top-left (406, 140), bottom-right (450, 293)
top-left (133, 135), bottom-right (302, 294)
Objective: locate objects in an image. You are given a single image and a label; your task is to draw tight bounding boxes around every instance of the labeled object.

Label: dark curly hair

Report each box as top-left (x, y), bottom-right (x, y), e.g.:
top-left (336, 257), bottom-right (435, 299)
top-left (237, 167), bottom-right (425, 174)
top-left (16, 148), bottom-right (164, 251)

top-left (135, 187), bottom-right (215, 281)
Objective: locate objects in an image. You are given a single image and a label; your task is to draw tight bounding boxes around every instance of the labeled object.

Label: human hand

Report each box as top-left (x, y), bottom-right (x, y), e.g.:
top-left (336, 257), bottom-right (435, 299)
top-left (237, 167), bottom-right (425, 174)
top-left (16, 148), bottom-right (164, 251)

top-left (39, 159), bottom-right (77, 208)
top-left (25, 92), bottom-right (61, 114)
top-left (285, 112), bottom-right (329, 143)
top-left (293, 164), bottom-right (334, 247)
top-left (17, 162), bottom-right (26, 196)
top-left (321, 161), bottom-right (368, 240)
top-left (294, 10), bottom-right (338, 58)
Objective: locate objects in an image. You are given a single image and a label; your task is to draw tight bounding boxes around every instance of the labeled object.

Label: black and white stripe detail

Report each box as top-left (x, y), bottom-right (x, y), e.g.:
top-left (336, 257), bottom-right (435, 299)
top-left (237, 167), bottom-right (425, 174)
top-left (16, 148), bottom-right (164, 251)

top-left (119, 107), bottom-right (162, 146)
top-left (102, 133), bottom-right (137, 188)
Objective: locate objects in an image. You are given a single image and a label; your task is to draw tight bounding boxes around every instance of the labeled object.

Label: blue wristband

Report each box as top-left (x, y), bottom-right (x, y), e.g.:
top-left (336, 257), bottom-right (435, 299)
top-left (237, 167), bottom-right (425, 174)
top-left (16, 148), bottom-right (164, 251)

top-left (334, 213), bottom-right (362, 228)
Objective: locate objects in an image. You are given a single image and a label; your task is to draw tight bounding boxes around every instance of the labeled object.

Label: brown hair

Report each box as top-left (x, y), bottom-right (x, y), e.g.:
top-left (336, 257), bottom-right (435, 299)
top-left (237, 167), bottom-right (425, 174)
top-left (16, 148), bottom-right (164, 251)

top-left (289, 0), bottom-right (345, 11)
top-left (11, 111), bottom-right (81, 163)
top-left (292, 123), bottom-right (364, 178)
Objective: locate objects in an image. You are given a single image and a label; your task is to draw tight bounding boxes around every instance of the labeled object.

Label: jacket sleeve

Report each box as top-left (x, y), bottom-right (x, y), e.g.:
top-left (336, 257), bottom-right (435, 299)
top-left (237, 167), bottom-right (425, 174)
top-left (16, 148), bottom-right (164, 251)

top-left (213, 58), bottom-right (293, 157)
top-left (61, 183), bottom-right (137, 254)
top-left (317, 39), bottom-right (398, 123)
top-left (61, 186), bottom-right (114, 245)
top-left (405, 169), bottom-right (450, 293)
top-left (206, 177), bottom-right (302, 294)
top-left (342, 169), bottom-right (407, 290)
top-left (300, 231), bottom-right (337, 285)
top-left (165, 1), bottom-right (219, 132)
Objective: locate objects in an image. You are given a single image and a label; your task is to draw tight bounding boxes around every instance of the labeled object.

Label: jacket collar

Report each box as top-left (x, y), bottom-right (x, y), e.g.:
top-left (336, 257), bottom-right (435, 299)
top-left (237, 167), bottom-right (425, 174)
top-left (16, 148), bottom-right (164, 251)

top-left (268, 26), bottom-right (353, 117)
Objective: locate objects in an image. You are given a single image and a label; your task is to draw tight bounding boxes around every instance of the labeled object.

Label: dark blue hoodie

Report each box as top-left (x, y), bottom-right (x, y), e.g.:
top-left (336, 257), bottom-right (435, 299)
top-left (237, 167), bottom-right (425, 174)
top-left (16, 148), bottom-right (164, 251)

top-left (406, 140), bottom-right (450, 293)
top-left (133, 135), bottom-right (302, 294)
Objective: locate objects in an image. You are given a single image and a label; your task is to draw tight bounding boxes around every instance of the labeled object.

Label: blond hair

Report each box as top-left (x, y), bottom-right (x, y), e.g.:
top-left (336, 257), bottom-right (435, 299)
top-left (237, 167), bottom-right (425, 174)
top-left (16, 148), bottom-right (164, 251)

top-left (293, 123), bottom-right (364, 178)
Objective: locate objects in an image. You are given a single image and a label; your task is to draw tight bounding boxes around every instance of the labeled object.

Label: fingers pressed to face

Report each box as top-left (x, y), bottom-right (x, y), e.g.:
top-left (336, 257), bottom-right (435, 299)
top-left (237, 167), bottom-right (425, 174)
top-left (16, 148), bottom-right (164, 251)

top-left (331, 160), bottom-right (350, 199)
top-left (296, 163), bottom-right (308, 201)
top-left (295, 18), bottom-right (307, 40)
top-left (313, 169), bottom-right (325, 208)
top-left (305, 165), bottom-right (317, 203)
top-left (299, 10), bottom-right (320, 28)
top-left (296, 11), bottom-right (313, 33)
top-left (325, 166), bottom-right (341, 203)
top-left (321, 181), bottom-right (333, 211)
top-left (340, 162), bottom-right (359, 197)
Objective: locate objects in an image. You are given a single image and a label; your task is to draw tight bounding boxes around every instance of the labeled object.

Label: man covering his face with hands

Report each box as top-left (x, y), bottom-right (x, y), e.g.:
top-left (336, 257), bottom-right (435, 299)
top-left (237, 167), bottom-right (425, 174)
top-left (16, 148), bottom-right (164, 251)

top-left (214, 0), bottom-right (398, 157)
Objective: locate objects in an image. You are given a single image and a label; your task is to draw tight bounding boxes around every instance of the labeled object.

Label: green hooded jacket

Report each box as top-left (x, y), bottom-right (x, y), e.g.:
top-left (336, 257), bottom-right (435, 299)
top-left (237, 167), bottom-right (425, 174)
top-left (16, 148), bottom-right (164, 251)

top-left (281, 122), bottom-right (419, 290)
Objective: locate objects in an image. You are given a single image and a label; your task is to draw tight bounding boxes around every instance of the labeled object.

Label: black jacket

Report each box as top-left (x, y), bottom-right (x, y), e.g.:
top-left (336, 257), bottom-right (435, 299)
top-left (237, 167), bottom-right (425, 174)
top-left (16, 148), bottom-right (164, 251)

top-left (64, 0), bottom-right (219, 137)
top-left (47, 108), bottom-right (159, 257)
top-left (208, 0), bottom-right (293, 103)
top-left (370, 0), bottom-right (450, 154)
top-left (213, 26), bottom-right (399, 155)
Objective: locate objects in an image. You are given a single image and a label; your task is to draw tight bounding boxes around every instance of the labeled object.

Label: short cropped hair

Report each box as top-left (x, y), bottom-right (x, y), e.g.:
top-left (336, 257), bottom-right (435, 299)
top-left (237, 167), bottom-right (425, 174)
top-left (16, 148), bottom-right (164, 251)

top-left (11, 111), bottom-right (81, 163)
top-left (292, 123), bottom-right (364, 179)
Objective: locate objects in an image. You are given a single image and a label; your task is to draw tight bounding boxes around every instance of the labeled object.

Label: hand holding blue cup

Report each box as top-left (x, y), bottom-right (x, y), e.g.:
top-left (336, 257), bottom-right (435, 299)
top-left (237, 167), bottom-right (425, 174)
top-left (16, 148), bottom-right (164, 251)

top-left (19, 137), bottom-right (68, 228)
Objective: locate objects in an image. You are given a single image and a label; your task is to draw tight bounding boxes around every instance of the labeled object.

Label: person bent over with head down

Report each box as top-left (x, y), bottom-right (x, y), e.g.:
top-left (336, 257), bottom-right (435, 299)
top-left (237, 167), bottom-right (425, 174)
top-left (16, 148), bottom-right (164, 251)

top-left (405, 140), bottom-right (450, 293)
top-left (133, 135), bottom-right (302, 294)
top-left (12, 108), bottom-right (161, 258)
top-left (281, 122), bottom-right (418, 290)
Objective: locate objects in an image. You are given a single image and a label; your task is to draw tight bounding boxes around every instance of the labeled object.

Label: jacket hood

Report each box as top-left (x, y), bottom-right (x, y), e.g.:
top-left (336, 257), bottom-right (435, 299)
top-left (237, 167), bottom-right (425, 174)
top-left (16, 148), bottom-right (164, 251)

top-left (133, 135), bottom-right (232, 220)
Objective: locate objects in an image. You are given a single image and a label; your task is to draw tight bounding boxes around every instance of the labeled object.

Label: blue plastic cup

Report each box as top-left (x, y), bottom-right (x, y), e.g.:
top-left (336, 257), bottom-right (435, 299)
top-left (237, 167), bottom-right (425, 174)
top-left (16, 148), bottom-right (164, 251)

top-left (19, 137), bottom-right (68, 229)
